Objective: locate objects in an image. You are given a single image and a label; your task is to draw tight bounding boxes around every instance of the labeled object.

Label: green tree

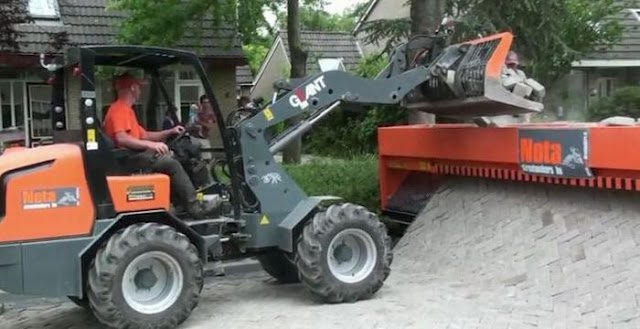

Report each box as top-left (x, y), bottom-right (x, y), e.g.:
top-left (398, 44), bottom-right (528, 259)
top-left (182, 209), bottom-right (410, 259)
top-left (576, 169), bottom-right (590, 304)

top-left (275, 2), bottom-right (369, 32)
top-left (448, 0), bottom-right (632, 85)
top-left (109, 0), bottom-right (282, 46)
top-left (360, 0), bottom-right (631, 85)
top-left (0, 1), bottom-right (32, 51)
top-left (243, 44), bottom-right (270, 74)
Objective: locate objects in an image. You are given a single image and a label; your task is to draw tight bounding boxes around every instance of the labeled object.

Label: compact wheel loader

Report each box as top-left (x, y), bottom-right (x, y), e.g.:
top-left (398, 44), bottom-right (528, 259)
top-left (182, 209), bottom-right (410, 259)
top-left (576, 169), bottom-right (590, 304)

top-left (0, 31), bottom-right (541, 328)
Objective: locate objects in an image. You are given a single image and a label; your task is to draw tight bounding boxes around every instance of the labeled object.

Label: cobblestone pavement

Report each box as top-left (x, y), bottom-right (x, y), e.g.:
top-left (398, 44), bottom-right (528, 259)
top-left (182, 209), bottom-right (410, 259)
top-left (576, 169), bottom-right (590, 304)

top-left (4, 178), bottom-right (640, 329)
top-left (0, 270), bottom-right (563, 329)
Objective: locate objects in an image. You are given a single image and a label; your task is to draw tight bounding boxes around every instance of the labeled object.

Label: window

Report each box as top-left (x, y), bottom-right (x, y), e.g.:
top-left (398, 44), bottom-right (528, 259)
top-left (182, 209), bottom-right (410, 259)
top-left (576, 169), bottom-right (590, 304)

top-left (318, 58), bottom-right (346, 72)
top-left (28, 0), bottom-right (59, 18)
top-left (596, 77), bottom-right (616, 99)
top-left (178, 67), bottom-right (198, 81)
top-left (0, 82), bottom-right (25, 129)
top-left (28, 84), bottom-right (53, 138)
top-left (630, 9), bottom-right (640, 21)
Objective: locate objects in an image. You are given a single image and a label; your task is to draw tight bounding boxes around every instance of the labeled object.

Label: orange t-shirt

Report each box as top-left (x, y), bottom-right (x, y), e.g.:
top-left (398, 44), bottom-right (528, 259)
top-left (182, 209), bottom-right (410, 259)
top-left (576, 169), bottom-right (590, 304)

top-left (103, 99), bottom-right (147, 147)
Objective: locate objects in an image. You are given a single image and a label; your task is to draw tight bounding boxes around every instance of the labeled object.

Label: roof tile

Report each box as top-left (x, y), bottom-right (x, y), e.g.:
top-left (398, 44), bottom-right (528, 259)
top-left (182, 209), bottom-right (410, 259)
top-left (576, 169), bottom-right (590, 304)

top-left (236, 65), bottom-right (254, 85)
top-left (584, 4), bottom-right (640, 60)
top-left (12, 0), bottom-right (244, 59)
top-left (278, 30), bottom-right (363, 72)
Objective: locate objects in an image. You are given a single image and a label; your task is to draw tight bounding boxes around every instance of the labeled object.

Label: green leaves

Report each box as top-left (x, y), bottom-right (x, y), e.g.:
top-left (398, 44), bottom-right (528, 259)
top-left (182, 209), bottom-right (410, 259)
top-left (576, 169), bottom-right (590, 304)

top-left (449, 0), bottom-right (628, 84)
top-left (243, 44), bottom-right (270, 74)
top-left (361, 0), bottom-right (631, 85)
top-left (359, 18), bottom-right (411, 54)
top-left (275, 2), bottom-right (367, 32)
top-left (110, 0), bottom-right (276, 46)
top-left (1, 1), bottom-right (33, 51)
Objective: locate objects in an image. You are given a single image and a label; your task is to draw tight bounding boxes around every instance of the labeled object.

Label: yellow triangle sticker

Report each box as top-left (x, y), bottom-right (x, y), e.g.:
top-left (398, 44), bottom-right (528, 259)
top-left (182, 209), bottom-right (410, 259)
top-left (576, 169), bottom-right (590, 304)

top-left (260, 215), bottom-right (270, 225)
top-left (263, 107), bottom-right (275, 121)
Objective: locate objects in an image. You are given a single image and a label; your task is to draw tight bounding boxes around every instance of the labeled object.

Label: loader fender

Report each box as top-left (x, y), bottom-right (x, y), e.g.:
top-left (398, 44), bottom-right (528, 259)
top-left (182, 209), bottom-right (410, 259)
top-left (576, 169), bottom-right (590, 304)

top-left (277, 196), bottom-right (342, 252)
top-left (77, 210), bottom-right (220, 298)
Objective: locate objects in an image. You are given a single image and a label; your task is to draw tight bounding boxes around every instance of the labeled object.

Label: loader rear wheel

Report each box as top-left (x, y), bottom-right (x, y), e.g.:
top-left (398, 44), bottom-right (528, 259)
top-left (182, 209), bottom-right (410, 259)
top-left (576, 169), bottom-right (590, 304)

top-left (296, 203), bottom-right (393, 303)
top-left (87, 223), bottom-right (203, 329)
top-left (257, 252), bottom-right (300, 283)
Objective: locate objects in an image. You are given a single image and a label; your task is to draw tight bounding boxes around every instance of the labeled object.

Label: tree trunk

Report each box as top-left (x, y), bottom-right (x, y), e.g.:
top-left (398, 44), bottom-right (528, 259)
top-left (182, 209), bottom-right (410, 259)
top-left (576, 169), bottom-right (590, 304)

top-left (408, 0), bottom-right (445, 124)
top-left (283, 0), bottom-right (307, 164)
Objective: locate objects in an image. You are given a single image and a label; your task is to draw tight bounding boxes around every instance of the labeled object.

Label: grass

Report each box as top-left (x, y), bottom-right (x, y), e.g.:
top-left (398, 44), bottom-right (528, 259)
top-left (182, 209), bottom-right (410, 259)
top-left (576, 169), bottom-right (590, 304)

top-left (284, 155), bottom-right (380, 212)
top-left (210, 154), bottom-right (381, 212)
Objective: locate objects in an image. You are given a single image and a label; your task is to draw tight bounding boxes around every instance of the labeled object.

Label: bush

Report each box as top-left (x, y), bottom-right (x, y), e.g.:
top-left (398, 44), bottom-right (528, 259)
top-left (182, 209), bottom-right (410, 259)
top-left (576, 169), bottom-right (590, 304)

top-left (587, 86), bottom-right (640, 121)
top-left (284, 155), bottom-right (380, 211)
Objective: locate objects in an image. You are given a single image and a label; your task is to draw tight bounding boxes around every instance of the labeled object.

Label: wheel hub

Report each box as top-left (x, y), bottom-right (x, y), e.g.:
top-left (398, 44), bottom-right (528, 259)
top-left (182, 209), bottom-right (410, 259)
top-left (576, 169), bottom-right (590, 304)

top-left (134, 267), bottom-right (158, 290)
top-left (334, 243), bottom-right (354, 263)
top-left (122, 251), bottom-right (184, 314)
top-left (327, 228), bottom-right (377, 284)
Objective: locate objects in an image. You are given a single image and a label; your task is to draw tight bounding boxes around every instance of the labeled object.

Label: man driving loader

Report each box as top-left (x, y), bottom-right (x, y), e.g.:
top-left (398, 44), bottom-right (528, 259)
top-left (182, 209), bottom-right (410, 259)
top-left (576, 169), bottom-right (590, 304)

top-left (103, 73), bottom-right (218, 219)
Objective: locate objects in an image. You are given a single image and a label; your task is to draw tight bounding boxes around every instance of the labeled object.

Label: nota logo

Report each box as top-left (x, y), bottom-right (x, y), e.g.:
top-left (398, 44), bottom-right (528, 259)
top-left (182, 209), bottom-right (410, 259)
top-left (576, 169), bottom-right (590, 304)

top-left (289, 76), bottom-right (327, 110)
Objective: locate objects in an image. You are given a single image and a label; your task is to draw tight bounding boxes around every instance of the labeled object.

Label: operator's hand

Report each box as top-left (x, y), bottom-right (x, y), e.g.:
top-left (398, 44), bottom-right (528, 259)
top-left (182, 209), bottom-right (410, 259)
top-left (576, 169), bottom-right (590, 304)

top-left (171, 125), bottom-right (185, 135)
top-left (146, 141), bottom-right (169, 156)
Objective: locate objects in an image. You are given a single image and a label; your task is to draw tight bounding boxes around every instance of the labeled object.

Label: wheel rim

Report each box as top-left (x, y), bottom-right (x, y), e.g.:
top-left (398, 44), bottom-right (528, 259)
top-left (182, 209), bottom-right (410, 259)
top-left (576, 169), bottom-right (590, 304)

top-left (121, 251), bottom-right (184, 314)
top-left (327, 228), bottom-right (377, 283)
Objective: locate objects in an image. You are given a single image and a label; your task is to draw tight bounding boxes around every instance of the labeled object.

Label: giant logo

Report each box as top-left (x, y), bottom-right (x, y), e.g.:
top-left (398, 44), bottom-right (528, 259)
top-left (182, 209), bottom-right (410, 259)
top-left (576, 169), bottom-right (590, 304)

top-left (289, 76), bottom-right (327, 110)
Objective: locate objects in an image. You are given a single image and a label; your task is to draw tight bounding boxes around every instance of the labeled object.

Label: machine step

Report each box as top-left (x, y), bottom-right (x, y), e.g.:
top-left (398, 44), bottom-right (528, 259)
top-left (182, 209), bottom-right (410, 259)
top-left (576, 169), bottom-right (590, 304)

top-left (186, 217), bottom-right (241, 227)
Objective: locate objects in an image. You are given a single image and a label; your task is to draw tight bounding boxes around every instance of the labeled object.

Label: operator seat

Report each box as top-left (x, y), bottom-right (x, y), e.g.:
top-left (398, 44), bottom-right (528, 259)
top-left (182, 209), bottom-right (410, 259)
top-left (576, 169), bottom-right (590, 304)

top-left (99, 130), bottom-right (152, 176)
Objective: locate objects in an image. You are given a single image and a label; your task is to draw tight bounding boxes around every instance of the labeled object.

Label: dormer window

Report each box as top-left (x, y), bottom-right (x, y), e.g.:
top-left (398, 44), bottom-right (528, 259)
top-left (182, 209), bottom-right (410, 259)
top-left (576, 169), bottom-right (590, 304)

top-left (28, 0), bottom-right (60, 19)
top-left (318, 58), bottom-right (346, 72)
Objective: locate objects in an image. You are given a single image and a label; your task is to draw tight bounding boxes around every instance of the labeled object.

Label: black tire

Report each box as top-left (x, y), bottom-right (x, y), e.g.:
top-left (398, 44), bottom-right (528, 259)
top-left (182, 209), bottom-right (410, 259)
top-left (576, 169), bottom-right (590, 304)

top-left (257, 252), bottom-right (300, 283)
top-left (296, 203), bottom-right (393, 303)
top-left (87, 223), bottom-right (203, 329)
top-left (67, 296), bottom-right (89, 309)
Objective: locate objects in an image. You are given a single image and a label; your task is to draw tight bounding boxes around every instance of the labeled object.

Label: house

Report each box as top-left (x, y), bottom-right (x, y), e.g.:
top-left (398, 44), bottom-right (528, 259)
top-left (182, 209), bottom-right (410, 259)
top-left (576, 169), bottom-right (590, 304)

top-left (1, 0), bottom-right (246, 148)
top-left (353, 0), bottom-right (410, 55)
top-left (250, 31), bottom-right (364, 101)
top-left (549, 5), bottom-right (640, 121)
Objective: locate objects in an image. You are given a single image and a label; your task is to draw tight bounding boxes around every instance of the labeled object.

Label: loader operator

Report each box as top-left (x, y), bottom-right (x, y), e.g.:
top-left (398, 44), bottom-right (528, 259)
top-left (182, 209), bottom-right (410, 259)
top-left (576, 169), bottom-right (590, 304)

top-left (103, 73), bottom-right (218, 220)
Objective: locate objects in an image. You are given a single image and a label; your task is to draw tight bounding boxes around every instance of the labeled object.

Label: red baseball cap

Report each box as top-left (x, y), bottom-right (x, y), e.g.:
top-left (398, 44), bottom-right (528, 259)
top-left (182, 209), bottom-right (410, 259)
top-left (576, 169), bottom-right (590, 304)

top-left (114, 73), bottom-right (147, 90)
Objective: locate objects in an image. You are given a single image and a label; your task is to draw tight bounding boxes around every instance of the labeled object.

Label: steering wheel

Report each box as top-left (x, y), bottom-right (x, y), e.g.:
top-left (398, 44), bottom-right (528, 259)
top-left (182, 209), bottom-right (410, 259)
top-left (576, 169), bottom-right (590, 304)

top-left (167, 129), bottom-right (189, 149)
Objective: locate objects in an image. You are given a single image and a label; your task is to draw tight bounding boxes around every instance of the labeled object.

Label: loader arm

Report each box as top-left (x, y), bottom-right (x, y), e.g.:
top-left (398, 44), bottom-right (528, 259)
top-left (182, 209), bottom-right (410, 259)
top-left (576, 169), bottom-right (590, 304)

top-left (263, 66), bottom-right (433, 154)
top-left (233, 65), bottom-right (439, 250)
top-left (233, 32), bottom-right (543, 252)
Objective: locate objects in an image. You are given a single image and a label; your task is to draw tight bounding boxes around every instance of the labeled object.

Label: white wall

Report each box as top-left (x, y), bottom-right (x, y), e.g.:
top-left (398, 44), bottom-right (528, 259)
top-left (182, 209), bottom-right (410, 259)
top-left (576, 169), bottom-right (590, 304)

top-left (355, 0), bottom-right (411, 55)
top-left (251, 39), bottom-right (290, 102)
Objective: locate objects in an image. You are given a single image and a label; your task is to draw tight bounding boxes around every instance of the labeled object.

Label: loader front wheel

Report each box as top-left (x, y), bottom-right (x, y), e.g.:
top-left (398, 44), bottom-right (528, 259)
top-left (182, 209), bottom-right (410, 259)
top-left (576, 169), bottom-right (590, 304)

top-left (296, 203), bottom-right (392, 303)
top-left (87, 223), bottom-right (203, 329)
